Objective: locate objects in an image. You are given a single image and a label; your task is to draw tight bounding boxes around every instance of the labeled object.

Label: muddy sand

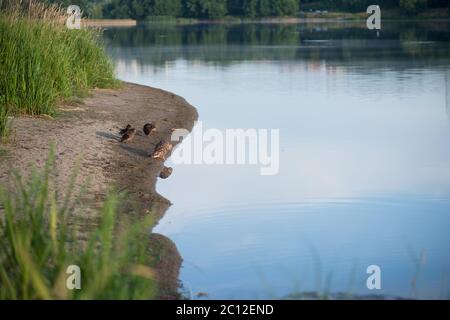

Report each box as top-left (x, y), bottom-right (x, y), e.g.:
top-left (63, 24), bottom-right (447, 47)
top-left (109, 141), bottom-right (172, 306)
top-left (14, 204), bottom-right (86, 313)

top-left (0, 82), bottom-right (198, 298)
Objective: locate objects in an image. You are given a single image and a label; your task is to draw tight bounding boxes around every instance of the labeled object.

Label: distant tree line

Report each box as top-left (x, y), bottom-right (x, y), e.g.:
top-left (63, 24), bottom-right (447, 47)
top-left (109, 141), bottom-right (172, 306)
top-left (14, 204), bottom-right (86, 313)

top-left (40, 0), bottom-right (450, 19)
top-left (101, 0), bottom-right (300, 19)
top-left (301, 0), bottom-right (447, 13)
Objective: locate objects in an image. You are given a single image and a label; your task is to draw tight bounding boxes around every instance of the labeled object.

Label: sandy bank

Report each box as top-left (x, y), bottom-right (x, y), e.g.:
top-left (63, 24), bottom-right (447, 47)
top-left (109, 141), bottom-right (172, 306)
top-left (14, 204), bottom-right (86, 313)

top-left (82, 19), bottom-right (137, 27)
top-left (0, 82), bottom-right (198, 298)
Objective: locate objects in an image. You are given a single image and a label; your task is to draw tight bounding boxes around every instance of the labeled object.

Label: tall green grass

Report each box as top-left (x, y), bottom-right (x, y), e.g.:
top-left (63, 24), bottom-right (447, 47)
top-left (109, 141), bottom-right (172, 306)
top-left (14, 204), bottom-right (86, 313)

top-left (0, 147), bottom-right (157, 299)
top-left (0, 101), bottom-right (9, 139)
top-left (0, 0), bottom-right (118, 137)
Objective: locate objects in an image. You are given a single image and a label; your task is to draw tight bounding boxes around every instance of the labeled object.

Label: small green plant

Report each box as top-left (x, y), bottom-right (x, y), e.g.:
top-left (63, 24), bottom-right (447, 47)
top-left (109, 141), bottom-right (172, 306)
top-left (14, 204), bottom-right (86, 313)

top-left (0, 147), bottom-right (157, 299)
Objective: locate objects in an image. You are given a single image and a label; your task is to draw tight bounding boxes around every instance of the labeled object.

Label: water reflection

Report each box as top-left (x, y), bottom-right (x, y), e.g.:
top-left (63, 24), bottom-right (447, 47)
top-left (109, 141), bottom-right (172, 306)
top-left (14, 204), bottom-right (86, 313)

top-left (103, 22), bottom-right (450, 299)
top-left (157, 198), bottom-right (450, 299)
top-left (446, 70), bottom-right (450, 119)
top-left (103, 21), bottom-right (450, 68)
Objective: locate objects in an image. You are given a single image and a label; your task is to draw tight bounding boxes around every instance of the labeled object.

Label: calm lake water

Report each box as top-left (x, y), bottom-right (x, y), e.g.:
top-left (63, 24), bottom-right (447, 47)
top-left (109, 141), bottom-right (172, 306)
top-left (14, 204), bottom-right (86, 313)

top-left (103, 21), bottom-right (450, 299)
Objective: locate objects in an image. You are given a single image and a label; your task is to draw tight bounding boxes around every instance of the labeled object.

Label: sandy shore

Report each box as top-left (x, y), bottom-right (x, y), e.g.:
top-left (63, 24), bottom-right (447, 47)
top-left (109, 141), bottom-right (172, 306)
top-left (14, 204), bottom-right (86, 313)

top-left (0, 82), bottom-right (198, 298)
top-left (82, 19), bottom-right (137, 27)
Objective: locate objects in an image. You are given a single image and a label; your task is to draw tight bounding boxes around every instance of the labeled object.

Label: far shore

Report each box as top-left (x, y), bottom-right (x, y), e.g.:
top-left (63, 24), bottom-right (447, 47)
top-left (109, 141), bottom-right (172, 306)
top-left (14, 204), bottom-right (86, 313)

top-left (82, 9), bottom-right (450, 27)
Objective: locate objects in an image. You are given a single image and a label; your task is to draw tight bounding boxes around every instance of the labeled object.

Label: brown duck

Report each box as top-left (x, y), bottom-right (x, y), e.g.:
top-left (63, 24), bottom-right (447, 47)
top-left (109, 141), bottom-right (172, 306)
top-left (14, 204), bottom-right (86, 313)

top-left (159, 166), bottom-right (173, 179)
top-left (120, 128), bottom-right (136, 143)
top-left (119, 124), bottom-right (131, 135)
top-left (152, 140), bottom-right (173, 160)
top-left (143, 122), bottom-right (156, 135)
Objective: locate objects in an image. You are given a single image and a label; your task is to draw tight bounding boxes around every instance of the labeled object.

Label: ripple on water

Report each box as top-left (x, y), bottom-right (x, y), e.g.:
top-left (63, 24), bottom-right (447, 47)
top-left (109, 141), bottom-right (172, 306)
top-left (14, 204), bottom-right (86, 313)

top-left (155, 197), bottom-right (450, 299)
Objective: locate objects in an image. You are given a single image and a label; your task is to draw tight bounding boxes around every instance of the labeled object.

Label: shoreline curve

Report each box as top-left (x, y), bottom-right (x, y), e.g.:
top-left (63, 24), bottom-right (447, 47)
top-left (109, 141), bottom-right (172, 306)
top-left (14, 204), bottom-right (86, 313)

top-left (0, 81), bottom-right (198, 298)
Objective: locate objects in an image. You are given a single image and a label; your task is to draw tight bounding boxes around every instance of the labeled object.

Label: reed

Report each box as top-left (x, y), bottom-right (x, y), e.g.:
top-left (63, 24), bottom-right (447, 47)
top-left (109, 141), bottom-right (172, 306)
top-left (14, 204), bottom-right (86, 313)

top-left (0, 0), bottom-right (118, 136)
top-left (0, 102), bottom-right (9, 139)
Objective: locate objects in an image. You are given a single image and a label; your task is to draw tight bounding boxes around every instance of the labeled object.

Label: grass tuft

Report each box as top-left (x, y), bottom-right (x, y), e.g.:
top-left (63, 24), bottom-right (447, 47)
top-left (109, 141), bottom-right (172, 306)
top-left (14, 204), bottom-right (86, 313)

top-left (0, 101), bottom-right (9, 139)
top-left (0, 0), bottom-right (119, 136)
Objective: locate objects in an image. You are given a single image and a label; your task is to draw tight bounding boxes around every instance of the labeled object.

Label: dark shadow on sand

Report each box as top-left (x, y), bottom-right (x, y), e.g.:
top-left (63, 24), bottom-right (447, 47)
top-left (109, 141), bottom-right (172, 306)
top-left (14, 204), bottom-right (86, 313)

top-left (96, 131), bottom-right (119, 141)
top-left (118, 143), bottom-right (151, 158)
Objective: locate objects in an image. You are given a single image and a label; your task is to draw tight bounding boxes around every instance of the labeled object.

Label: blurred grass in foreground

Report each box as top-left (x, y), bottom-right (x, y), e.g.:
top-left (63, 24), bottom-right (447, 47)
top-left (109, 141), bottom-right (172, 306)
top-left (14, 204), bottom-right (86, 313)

top-left (0, 147), bottom-right (157, 299)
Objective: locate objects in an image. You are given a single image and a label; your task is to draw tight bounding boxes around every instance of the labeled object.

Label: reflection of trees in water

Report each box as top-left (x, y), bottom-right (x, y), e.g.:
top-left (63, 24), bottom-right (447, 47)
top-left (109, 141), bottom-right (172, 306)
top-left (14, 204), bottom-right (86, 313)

top-left (102, 22), bottom-right (450, 69)
top-left (446, 70), bottom-right (450, 119)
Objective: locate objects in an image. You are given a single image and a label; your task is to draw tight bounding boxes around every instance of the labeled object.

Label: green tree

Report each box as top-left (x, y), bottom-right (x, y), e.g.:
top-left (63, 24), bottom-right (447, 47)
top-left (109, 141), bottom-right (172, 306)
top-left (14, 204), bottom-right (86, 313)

top-left (149, 0), bottom-right (182, 16)
top-left (243, 0), bottom-right (257, 17)
top-left (399, 0), bottom-right (428, 15)
top-left (103, 0), bottom-right (132, 19)
top-left (226, 0), bottom-right (243, 15)
top-left (130, 0), bottom-right (146, 19)
top-left (271, 0), bottom-right (298, 16)
top-left (257, 0), bottom-right (271, 16)
top-left (182, 0), bottom-right (227, 19)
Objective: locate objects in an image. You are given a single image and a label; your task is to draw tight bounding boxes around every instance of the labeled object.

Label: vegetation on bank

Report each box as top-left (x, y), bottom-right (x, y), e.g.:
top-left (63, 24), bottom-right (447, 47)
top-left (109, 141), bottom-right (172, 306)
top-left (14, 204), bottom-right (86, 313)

top-left (0, 1), bottom-right (168, 300)
top-left (0, 148), bottom-right (157, 299)
top-left (41, 0), bottom-right (450, 20)
top-left (0, 0), bottom-right (118, 138)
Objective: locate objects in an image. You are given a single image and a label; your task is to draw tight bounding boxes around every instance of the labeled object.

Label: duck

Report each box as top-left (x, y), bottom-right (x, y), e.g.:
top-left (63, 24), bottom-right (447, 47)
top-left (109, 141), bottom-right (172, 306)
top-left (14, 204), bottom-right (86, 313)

top-left (119, 124), bottom-right (131, 135)
top-left (143, 122), bottom-right (156, 135)
top-left (152, 140), bottom-right (173, 160)
top-left (159, 166), bottom-right (173, 179)
top-left (120, 128), bottom-right (136, 143)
